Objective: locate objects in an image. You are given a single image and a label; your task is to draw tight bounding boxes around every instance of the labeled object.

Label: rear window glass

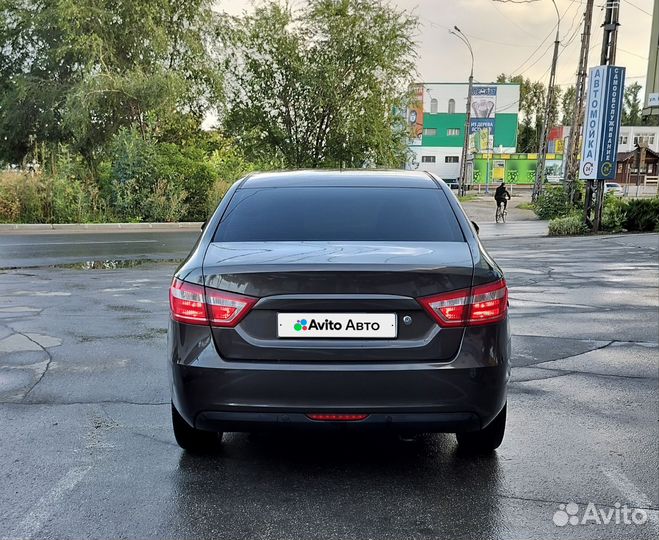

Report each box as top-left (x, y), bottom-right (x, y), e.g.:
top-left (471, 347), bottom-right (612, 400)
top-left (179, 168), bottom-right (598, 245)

top-left (214, 187), bottom-right (463, 242)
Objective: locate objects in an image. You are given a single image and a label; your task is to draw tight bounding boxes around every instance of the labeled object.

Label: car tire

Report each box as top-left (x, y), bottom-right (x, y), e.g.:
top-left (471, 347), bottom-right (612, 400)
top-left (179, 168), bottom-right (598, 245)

top-left (456, 403), bottom-right (506, 454)
top-left (171, 402), bottom-right (222, 452)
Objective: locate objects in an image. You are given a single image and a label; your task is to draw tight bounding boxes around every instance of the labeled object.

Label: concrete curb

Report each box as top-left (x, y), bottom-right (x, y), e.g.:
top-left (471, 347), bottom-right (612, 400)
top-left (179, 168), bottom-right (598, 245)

top-left (0, 222), bottom-right (204, 232)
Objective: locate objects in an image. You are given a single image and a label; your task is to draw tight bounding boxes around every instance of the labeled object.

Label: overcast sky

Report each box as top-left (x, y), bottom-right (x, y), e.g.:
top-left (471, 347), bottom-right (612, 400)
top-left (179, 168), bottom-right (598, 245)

top-left (217, 0), bottom-right (653, 92)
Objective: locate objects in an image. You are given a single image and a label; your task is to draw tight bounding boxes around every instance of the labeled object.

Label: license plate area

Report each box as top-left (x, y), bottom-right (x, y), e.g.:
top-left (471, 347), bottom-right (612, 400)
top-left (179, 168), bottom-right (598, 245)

top-left (277, 313), bottom-right (397, 339)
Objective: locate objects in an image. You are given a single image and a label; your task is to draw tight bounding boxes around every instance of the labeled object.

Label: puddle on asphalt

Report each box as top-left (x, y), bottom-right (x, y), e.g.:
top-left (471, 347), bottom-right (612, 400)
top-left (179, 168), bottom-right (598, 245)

top-left (50, 258), bottom-right (183, 270)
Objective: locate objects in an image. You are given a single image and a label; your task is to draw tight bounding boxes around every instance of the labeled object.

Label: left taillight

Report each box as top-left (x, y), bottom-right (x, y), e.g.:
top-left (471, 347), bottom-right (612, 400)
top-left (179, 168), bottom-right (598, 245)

top-left (418, 278), bottom-right (508, 327)
top-left (169, 278), bottom-right (257, 327)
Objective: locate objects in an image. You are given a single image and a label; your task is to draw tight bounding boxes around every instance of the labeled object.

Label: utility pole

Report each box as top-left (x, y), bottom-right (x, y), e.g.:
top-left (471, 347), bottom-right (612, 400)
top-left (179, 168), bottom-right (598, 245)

top-left (532, 0), bottom-right (561, 202)
top-left (450, 26), bottom-right (474, 197)
top-left (564, 0), bottom-right (595, 205)
top-left (588, 0), bottom-right (620, 231)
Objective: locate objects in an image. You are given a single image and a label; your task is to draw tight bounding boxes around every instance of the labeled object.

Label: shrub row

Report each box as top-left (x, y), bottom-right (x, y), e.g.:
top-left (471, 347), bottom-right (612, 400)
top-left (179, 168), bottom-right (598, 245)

top-left (548, 196), bottom-right (659, 236)
top-left (0, 130), bottom-right (259, 224)
top-left (602, 196), bottom-right (659, 233)
top-left (548, 214), bottom-right (589, 236)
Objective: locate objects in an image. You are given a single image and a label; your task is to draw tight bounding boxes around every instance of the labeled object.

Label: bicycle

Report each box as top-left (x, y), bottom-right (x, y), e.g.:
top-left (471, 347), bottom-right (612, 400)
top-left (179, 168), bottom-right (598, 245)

top-left (495, 201), bottom-right (507, 223)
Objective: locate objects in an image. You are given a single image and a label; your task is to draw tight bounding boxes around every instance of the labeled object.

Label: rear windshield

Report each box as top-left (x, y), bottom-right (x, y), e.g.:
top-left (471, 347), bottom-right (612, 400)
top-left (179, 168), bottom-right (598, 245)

top-left (214, 187), bottom-right (464, 242)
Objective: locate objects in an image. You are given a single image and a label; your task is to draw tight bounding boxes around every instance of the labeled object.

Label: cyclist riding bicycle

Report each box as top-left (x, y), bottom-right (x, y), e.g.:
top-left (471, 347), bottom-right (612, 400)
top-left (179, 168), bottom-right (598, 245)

top-left (494, 182), bottom-right (511, 212)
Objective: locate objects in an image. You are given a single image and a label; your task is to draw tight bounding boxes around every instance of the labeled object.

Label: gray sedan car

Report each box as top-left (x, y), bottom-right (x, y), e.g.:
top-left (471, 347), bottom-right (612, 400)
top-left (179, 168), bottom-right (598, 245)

top-left (168, 170), bottom-right (510, 453)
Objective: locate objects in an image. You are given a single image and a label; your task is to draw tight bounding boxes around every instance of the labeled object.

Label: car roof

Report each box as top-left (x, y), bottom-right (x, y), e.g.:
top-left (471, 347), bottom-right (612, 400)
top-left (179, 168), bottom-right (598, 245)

top-left (240, 169), bottom-right (438, 189)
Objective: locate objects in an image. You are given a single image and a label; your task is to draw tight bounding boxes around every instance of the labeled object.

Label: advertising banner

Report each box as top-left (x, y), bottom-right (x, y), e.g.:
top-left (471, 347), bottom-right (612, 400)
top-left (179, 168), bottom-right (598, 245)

top-left (468, 132), bottom-right (477, 154)
top-left (478, 128), bottom-right (489, 152)
top-left (407, 84), bottom-right (424, 146)
top-left (598, 66), bottom-right (625, 179)
top-left (469, 86), bottom-right (497, 139)
top-left (580, 66), bottom-right (626, 180)
top-left (473, 154), bottom-right (564, 184)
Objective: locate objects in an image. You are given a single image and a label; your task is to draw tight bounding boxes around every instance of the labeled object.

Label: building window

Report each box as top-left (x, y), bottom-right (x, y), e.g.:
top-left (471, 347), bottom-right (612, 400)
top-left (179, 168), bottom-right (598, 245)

top-left (634, 134), bottom-right (655, 146)
top-left (448, 99), bottom-right (456, 114)
top-left (430, 98), bottom-right (438, 114)
top-left (422, 128), bottom-right (437, 136)
top-left (619, 135), bottom-right (628, 145)
top-left (421, 156), bottom-right (436, 163)
top-left (446, 128), bottom-right (460, 136)
top-left (445, 156), bottom-right (459, 163)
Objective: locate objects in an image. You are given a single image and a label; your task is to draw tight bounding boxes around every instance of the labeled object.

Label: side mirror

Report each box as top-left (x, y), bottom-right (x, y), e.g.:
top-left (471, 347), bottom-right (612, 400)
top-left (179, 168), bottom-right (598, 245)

top-left (471, 221), bottom-right (480, 236)
top-left (200, 220), bottom-right (207, 231)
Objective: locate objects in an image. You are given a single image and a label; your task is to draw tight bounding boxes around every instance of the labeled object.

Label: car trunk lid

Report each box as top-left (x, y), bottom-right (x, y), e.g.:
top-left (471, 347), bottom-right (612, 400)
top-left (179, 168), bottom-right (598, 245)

top-left (202, 241), bottom-right (473, 362)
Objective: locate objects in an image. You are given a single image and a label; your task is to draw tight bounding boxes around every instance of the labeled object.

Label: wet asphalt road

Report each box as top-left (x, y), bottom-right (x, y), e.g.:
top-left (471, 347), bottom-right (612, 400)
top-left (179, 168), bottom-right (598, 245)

top-left (0, 230), bottom-right (657, 539)
top-left (0, 230), bottom-right (200, 269)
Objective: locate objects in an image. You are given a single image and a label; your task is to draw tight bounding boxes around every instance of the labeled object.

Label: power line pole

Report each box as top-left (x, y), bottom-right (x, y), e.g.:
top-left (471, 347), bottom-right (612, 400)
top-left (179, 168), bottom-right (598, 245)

top-left (532, 0), bottom-right (561, 202)
top-left (451, 26), bottom-right (474, 197)
top-left (589, 0), bottom-right (620, 231)
top-left (564, 0), bottom-right (595, 205)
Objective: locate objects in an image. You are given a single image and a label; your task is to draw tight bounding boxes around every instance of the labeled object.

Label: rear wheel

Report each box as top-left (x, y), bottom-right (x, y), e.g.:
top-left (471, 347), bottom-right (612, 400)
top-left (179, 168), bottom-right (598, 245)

top-left (495, 204), bottom-right (506, 223)
top-left (171, 402), bottom-right (222, 452)
top-left (456, 403), bottom-right (506, 454)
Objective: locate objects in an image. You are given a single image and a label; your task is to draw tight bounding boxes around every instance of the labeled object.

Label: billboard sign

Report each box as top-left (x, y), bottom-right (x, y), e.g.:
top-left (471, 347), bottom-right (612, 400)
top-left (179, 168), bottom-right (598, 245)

top-left (470, 86), bottom-right (497, 138)
top-left (473, 153), bottom-right (564, 184)
top-left (407, 84), bottom-right (424, 146)
top-left (580, 65), bottom-right (626, 180)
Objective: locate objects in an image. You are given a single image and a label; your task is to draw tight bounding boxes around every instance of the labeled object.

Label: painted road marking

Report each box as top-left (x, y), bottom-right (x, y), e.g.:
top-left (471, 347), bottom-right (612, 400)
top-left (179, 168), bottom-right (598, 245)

top-left (4, 466), bottom-right (91, 540)
top-left (602, 466), bottom-right (659, 526)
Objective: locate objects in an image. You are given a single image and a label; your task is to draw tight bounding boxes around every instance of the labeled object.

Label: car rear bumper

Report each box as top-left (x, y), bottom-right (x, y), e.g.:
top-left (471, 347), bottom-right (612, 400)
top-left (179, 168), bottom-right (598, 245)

top-left (196, 411), bottom-right (481, 432)
top-left (169, 322), bottom-right (510, 434)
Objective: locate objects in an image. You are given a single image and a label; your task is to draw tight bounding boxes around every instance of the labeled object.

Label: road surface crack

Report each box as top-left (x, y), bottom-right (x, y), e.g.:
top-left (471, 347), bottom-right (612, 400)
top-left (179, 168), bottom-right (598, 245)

top-left (13, 331), bottom-right (54, 400)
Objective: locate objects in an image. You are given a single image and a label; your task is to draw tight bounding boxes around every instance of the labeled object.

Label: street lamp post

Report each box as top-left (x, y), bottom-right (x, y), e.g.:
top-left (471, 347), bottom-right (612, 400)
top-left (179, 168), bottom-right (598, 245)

top-left (450, 26), bottom-right (474, 197)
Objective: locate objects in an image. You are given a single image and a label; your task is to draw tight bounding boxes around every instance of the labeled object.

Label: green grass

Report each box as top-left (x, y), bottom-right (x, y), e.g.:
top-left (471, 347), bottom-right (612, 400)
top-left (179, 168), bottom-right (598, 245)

top-left (458, 195), bottom-right (478, 203)
top-left (516, 202), bottom-right (534, 210)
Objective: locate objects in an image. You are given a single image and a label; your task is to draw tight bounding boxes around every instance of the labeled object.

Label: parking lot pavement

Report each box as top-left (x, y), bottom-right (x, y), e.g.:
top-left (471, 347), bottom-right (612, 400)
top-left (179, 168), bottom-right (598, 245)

top-left (0, 233), bottom-right (657, 539)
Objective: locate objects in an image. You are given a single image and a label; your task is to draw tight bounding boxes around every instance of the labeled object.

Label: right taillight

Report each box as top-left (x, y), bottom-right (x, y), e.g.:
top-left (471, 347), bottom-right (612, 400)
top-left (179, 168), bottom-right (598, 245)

top-left (169, 278), bottom-right (257, 327)
top-left (418, 279), bottom-right (508, 327)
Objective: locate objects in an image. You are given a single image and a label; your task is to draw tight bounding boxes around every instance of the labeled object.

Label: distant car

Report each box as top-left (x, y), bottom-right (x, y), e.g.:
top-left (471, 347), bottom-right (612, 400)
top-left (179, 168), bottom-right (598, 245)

top-left (604, 182), bottom-right (624, 197)
top-left (169, 170), bottom-right (510, 454)
top-left (444, 178), bottom-right (460, 190)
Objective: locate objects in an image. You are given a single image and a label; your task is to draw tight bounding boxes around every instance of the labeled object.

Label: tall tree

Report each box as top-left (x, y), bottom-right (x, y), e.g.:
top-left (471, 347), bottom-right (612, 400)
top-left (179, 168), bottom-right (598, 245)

top-left (547, 85), bottom-right (562, 130)
top-left (622, 82), bottom-right (642, 126)
top-left (496, 74), bottom-right (547, 152)
top-left (220, 0), bottom-right (418, 168)
top-left (0, 0), bottom-right (221, 167)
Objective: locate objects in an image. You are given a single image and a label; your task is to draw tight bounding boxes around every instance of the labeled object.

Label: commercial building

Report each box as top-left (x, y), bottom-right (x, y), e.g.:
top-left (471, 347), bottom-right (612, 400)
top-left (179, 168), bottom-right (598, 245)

top-left (643, 0), bottom-right (658, 116)
top-left (617, 126), bottom-right (659, 154)
top-left (405, 82), bottom-right (521, 180)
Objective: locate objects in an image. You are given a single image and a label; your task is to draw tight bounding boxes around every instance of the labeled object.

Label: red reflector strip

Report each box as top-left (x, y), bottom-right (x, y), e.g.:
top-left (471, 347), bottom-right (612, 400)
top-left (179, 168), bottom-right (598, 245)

top-left (306, 413), bottom-right (369, 421)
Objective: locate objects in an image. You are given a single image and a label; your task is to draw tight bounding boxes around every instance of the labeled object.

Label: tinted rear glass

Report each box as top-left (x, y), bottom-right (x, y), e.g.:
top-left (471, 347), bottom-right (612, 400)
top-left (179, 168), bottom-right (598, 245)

top-left (214, 187), bottom-right (463, 242)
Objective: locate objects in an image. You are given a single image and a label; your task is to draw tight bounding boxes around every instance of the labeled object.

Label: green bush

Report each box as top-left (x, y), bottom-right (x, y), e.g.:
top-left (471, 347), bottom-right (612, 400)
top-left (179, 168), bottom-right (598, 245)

top-left (548, 213), bottom-right (589, 236)
top-left (1, 132), bottom-right (271, 223)
top-left (624, 198), bottom-right (659, 232)
top-left (106, 129), bottom-right (194, 222)
top-left (0, 160), bottom-right (108, 224)
top-left (601, 195), bottom-right (627, 233)
top-left (534, 186), bottom-right (571, 220)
